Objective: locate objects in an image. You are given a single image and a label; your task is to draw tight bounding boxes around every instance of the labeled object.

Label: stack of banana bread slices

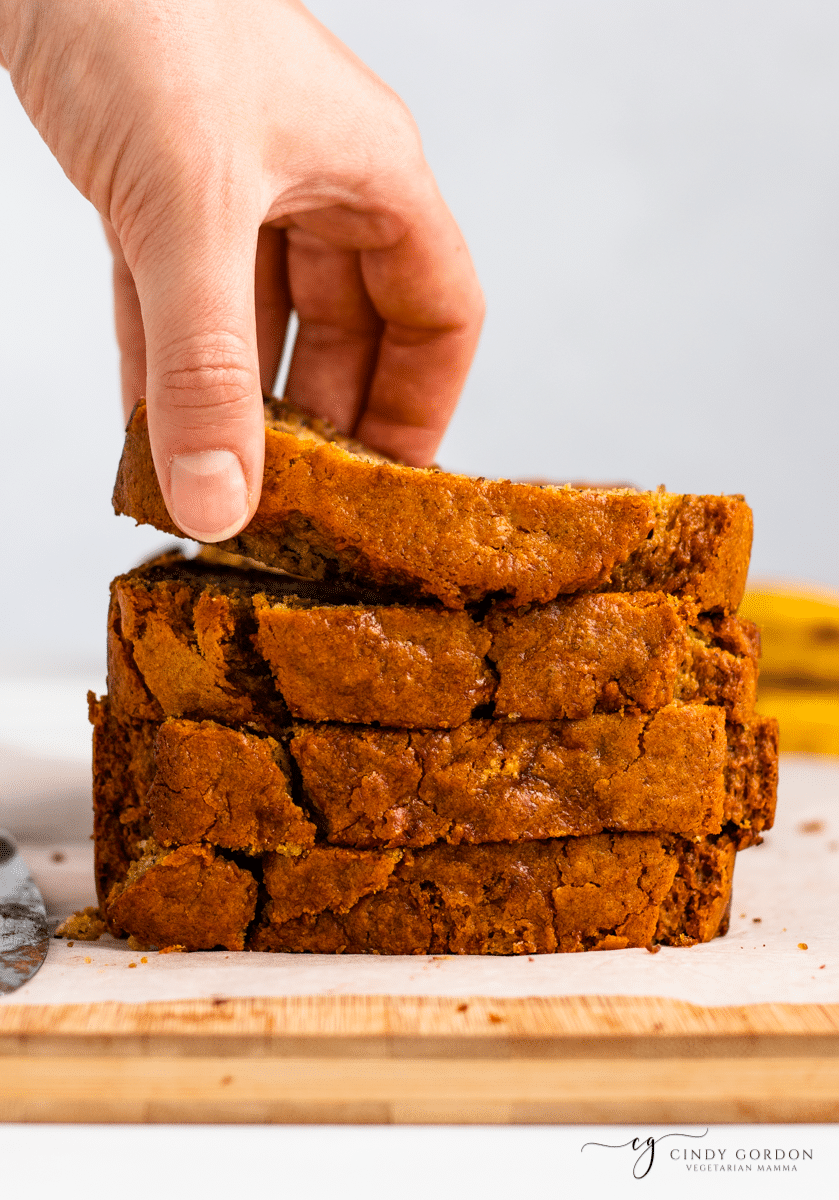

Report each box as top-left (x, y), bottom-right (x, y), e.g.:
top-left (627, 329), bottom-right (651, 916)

top-left (90, 398), bottom-right (779, 954)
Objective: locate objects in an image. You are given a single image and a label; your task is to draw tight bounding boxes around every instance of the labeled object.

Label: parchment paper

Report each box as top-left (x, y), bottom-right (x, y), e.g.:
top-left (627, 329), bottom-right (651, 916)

top-left (1, 753), bottom-right (837, 1008)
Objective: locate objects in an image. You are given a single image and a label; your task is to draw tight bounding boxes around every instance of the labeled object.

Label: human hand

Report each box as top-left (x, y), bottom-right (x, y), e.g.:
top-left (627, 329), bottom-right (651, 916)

top-left (0, 0), bottom-right (483, 540)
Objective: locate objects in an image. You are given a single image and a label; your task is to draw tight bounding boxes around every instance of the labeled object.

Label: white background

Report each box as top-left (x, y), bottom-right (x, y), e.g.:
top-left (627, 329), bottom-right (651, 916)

top-left (2, 1124), bottom-right (838, 1200)
top-left (2, 0), bottom-right (839, 673)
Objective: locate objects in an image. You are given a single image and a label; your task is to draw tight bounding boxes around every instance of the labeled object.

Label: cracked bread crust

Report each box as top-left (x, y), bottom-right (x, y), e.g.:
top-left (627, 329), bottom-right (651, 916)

top-left (106, 555), bottom-right (759, 730)
top-left (89, 700), bottom-right (316, 918)
top-left (113, 399), bottom-right (751, 610)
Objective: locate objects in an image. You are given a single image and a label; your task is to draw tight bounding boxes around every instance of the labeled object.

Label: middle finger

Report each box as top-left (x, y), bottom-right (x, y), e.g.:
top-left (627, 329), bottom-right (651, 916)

top-left (284, 225), bottom-right (383, 433)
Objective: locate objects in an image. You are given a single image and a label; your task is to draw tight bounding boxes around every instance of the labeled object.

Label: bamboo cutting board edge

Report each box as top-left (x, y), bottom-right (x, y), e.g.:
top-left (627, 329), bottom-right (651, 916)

top-left (2, 994), bottom-right (839, 1124)
top-left (1, 994), bottom-right (839, 1125)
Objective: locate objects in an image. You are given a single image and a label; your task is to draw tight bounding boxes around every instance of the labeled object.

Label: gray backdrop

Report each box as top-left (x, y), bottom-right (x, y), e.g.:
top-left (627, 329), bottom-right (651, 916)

top-left (2, 0), bottom-right (838, 673)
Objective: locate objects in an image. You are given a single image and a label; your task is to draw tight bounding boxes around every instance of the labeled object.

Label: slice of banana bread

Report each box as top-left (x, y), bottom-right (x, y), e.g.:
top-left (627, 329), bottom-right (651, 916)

top-left (113, 399), bottom-right (752, 610)
top-left (107, 553), bottom-right (759, 731)
top-left (100, 829), bottom-right (735, 954)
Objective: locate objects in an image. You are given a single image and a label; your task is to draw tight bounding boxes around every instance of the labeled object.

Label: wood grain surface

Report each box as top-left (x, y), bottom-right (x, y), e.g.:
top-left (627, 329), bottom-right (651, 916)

top-left (2, 994), bottom-right (838, 1124)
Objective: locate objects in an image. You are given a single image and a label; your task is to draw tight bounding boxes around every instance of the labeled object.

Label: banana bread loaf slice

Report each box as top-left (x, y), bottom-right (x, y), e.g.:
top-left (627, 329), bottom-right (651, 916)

top-left (107, 552), bottom-right (759, 731)
top-left (114, 399), bottom-right (752, 610)
top-left (100, 829), bottom-right (735, 954)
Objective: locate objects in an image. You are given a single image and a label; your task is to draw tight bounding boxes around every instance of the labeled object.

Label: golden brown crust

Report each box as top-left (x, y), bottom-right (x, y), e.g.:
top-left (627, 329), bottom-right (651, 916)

top-left (107, 558), bottom-right (759, 730)
top-left (105, 842), bottom-right (258, 951)
top-left (262, 845), bottom-right (402, 925)
top-left (113, 401), bottom-right (750, 610)
top-left (89, 693), bottom-right (157, 918)
top-left (90, 710), bottom-right (761, 955)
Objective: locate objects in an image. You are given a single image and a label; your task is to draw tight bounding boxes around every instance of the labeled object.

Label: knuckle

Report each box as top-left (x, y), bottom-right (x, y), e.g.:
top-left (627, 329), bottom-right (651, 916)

top-left (155, 335), bottom-right (259, 416)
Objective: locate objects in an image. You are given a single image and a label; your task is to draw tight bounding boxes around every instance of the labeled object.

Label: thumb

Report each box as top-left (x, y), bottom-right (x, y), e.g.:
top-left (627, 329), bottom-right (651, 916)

top-left (125, 200), bottom-right (265, 543)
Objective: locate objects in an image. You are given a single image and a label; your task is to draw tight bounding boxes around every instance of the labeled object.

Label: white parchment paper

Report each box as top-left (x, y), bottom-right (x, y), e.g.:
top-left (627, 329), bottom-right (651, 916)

top-left (1, 754), bottom-right (837, 1008)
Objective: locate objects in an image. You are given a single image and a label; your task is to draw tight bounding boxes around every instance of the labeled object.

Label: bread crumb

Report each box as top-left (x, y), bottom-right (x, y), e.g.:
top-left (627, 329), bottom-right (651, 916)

top-left (799, 820), bottom-right (825, 834)
top-left (84, 956), bottom-right (92, 964)
top-left (141, 956), bottom-right (148, 964)
top-left (646, 943), bottom-right (662, 954)
top-left (128, 961), bottom-right (137, 968)
top-left (66, 941), bottom-right (74, 948)
top-left (820, 964), bottom-right (826, 969)
top-left (54, 906), bottom-right (106, 941)
top-left (159, 944), bottom-right (186, 954)
top-left (50, 851), bottom-right (66, 863)
top-left (752, 917), bottom-right (761, 923)
top-left (798, 943), bottom-right (808, 950)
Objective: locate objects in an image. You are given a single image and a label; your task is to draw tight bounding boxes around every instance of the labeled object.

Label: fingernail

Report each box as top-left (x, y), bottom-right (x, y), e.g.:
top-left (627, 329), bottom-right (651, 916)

top-left (168, 450), bottom-right (249, 541)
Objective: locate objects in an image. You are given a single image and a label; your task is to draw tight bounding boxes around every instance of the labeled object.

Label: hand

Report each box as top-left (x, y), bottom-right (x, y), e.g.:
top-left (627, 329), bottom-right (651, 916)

top-left (0, 0), bottom-right (484, 540)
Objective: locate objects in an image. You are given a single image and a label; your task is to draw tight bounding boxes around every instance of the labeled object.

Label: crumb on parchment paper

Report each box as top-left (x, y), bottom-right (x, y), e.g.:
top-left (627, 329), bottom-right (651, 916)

top-left (54, 907), bottom-right (106, 942)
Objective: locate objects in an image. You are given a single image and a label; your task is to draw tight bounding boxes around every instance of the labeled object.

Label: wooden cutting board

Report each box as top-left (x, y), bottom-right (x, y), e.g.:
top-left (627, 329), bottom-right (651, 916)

top-left (2, 994), bottom-right (838, 1124)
